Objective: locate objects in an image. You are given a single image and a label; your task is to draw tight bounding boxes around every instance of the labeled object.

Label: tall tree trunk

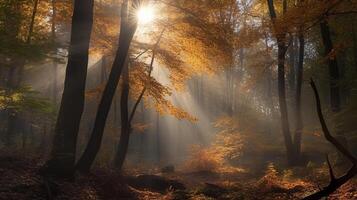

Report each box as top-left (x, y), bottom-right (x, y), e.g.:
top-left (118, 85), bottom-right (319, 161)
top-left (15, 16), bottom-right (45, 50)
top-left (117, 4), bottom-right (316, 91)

top-left (277, 39), bottom-right (295, 165)
top-left (320, 19), bottom-right (340, 112)
top-left (287, 37), bottom-right (296, 98)
top-left (113, 28), bottom-right (165, 169)
top-left (267, 0), bottom-right (296, 165)
top-left (45, 0), bottom-right (94, 176)
top-left (293, 33), bottom-right (304, 161)
top-left (75, 1), bottom-right (138, 173)
top-left (114, 59), bottom-right (130, 169)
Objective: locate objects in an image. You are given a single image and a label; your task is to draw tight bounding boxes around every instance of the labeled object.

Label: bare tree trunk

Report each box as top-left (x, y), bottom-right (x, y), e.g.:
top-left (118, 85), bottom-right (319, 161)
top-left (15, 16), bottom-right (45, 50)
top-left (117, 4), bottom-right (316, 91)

top-left (44, 0), bottom-right (94, 177)
top-left (267, 0), bottom-right (297, 165)
top-left (320, 19), bottom-right (340, 112)
top-left (277, 39), bottom-right (295, 165)
top-left (114, 59), bottom-right (130, 169)
top-left (113, 26), bottom-right (165, 170)
top-left (287, 37), bottom-right (296, 99)
top-left (293, 33), bottom-right (304, 161)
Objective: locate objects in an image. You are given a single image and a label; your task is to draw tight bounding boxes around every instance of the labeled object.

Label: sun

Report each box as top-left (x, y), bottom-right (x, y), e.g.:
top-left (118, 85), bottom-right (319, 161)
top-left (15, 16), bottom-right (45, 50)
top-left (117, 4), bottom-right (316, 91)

top-left (137, 6), bottom-right (155, 25)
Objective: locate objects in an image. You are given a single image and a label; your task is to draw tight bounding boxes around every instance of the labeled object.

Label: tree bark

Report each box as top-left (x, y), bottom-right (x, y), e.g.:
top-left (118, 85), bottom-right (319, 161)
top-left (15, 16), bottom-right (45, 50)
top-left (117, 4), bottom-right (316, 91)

top-left (293, 33), bottom-right (304, 162)
top-left (114, 59), bottom-right (130, 169)
top-left (267, 0), bottom-right (297, 165)
top-left (75, 1), bottom-right (138, 173)
top-left (114, 28), bottom-right (165, 170)
top-left (277, 39), bottom-right (295, 165)
top-left (287, 37), bottom-right (296, 98)
top-left (320, 19), bottom-right (340, 112)
top-left (45, 0), bottom-right (94, 176)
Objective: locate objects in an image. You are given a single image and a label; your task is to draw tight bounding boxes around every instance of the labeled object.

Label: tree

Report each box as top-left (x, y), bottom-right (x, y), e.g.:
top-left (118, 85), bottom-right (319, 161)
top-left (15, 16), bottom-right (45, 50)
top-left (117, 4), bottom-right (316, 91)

top-left (293, 0), bottom-right (306, 160)
top-left (73, 0), bottom-right (238, 172)
top-left (267, 0), bottom-right (296, 165)
top-left (293, 32), bottom-right (304, 158)
top-left (320, 18), bottom-right (341, 112)
top-left (44, 0), bottom-right (94, 176)
top-left (114, 58), bottom-right (130, 169)
top-left (0, 0), bottom-right (54, 147)
top-left (75, 0), bottom-right (139, 173)
top-left (6, 0), bottom-right (39, 146)
top-left (114, 28), bottom-right (165, 169)
top-left (304, 79), bottom-right (357, 200)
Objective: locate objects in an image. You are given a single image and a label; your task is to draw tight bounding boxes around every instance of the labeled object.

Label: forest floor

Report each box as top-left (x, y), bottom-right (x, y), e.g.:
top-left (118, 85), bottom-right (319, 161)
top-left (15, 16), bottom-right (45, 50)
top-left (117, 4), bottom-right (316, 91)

top-left (0, 153), bottom-right (356, 200)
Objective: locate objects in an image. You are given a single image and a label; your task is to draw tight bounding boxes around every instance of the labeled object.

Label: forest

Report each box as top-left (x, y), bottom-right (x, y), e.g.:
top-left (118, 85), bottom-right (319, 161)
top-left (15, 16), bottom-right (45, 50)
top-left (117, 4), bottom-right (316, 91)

top-left (0, 0), bottom-right (357, 199)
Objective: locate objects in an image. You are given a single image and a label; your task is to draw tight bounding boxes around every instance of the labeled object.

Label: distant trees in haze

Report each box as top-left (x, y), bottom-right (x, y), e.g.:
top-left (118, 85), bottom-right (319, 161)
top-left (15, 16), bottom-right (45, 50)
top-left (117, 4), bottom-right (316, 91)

top-left (0, 0), bottom-right (55, 148)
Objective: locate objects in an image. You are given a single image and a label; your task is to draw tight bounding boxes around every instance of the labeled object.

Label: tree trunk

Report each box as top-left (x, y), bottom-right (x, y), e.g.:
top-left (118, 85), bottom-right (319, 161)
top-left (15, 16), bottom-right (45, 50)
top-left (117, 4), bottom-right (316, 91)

top-left (107, 21), bottom-right (164, 171)
top-left (45, 0), bottom-right (94, 177)
top-left (267, 0), bottom-right (300, 165)
top-left (75, 1), bottom-right (138, 173)
top-left (114, 59), bottom-right (130, 169)
top-left (320, 19), bottom-right (340, 112)
top-left (293, 33), bottom-right (304, 161)
top-left (287, 37), bottom-right (296, 98)
top-left (277, 39), bottom-right (295, 165)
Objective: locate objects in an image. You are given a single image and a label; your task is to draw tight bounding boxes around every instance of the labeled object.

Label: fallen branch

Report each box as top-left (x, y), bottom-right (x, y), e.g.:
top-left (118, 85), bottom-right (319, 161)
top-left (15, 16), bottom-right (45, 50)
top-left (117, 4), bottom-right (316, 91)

top-left (303, 79), bottom-right (357, 200)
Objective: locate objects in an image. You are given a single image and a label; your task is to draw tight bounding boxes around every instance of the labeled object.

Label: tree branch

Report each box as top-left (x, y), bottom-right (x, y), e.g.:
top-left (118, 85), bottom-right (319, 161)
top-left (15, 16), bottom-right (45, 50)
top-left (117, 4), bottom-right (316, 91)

top-left (326, 154), bottom-right (336, 181)
top-left (310, 79), bottom-right (357, 163)
top-left (303, 79), bottom-right (357, 200)
top-left (128, 27), bottom-right (167, 125)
